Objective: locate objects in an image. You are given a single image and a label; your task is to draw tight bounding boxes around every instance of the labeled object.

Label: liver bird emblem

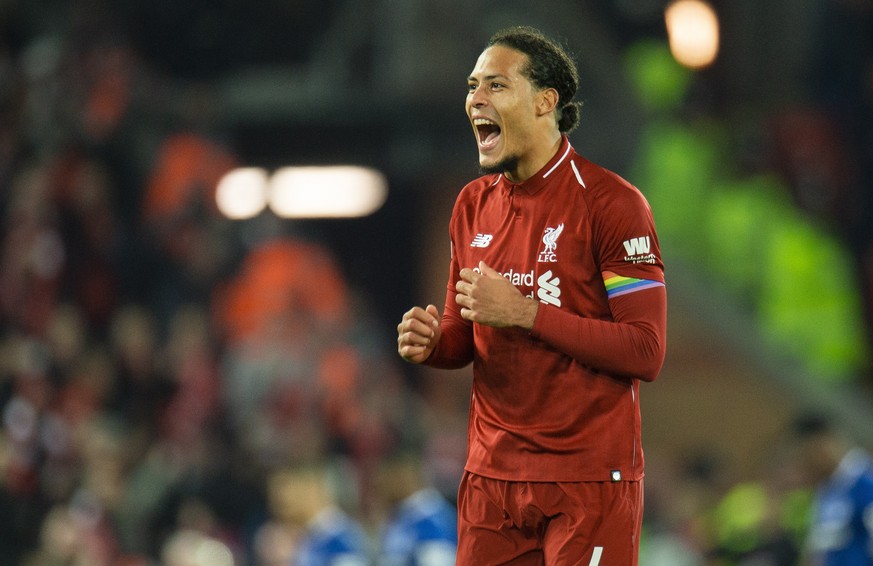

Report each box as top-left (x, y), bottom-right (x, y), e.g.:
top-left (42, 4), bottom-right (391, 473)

top-left (542, 223), bottom-right (564, 253)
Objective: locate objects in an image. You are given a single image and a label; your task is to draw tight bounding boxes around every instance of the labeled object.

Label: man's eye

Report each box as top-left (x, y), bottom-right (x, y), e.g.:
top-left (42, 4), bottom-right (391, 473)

top-left (467, 83), bottom-right (477, 92)
top-left (491, 83), bottom-right (504, 90)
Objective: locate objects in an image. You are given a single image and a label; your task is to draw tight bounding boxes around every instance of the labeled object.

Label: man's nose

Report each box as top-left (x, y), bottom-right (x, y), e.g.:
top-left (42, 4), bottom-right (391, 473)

top-left (469, 87), bottom-right (487, 107)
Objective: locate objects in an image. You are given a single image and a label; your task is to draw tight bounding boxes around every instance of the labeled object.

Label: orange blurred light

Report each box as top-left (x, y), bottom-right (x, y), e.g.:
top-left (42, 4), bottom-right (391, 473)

top-left (665, 0), bottom-right (719, 69)
top-left (268, 166), bottom-right (387, 218)
top-left (215, 167), bottom-right (268, 219)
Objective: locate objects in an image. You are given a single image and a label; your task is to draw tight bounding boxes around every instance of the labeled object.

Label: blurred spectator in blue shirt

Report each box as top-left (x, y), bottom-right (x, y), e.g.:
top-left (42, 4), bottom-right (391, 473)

top-left (260, 463), bottom-right (370, 566)
top-left (794, 412), bottom-right (873, 566)
top-left (376, 451), bottom-right (457, 566)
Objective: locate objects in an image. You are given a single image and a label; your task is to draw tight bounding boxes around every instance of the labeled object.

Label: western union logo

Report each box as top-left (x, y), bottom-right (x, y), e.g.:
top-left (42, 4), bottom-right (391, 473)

top-left (622, 236), bottom-right (650, 256)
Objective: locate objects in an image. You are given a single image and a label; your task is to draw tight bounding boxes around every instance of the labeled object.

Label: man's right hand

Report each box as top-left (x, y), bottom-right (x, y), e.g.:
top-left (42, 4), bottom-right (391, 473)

top-left (397, 304), bottom-right (441, 364)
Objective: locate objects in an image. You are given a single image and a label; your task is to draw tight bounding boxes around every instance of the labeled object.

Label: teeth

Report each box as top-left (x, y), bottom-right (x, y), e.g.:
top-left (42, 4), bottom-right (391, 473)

top-left (473, 118), bottom-right (497, 126)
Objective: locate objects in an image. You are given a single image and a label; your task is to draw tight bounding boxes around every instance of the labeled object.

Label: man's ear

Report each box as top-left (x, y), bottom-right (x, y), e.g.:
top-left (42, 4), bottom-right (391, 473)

top-left (536, 88), bottom-right (559, 117)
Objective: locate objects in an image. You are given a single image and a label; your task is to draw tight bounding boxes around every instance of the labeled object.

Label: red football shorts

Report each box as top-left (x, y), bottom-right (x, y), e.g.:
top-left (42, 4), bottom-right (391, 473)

top-left (456, 471), bottom-right (643, 565)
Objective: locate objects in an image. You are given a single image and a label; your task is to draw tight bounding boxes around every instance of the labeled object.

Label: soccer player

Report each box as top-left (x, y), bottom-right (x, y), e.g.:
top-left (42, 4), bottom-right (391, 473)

top-left (396, 26), bottom-right (667, 565)
top-left (794, 412), bottom-right (873, 566)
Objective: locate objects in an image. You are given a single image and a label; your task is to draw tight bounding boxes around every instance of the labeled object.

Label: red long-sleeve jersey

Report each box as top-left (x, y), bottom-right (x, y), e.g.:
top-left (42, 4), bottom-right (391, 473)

top-left (426, 136), bottom-right (666, 482)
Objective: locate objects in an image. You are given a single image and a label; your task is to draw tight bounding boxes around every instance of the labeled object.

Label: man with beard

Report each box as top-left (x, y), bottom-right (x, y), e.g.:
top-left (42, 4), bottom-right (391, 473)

top-left (397, 26), bottom-right (666, 565)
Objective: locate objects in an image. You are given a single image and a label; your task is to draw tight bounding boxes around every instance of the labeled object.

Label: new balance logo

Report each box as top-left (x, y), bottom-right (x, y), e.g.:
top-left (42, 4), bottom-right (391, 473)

top-left (471, 233), bottom-right (493, 248)
top-left (622, 236), bottom-right (650, 256)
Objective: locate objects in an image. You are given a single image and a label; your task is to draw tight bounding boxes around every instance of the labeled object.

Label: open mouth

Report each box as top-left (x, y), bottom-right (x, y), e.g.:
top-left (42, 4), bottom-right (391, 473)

top-left (474, 118), bottom-right (502, 150)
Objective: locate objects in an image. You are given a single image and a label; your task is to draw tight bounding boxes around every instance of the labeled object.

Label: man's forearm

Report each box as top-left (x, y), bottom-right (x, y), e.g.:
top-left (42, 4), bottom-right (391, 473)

top-left (530, 287), bottom-right (667, 381)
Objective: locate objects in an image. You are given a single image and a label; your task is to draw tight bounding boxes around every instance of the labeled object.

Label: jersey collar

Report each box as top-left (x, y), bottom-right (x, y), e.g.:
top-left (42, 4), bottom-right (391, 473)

top-left (503, 135), bottom-right (573, 195)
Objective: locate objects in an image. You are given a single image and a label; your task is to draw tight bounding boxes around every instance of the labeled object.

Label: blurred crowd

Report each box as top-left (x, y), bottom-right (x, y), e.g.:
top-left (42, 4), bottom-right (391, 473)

top-left (0, 5), bottom-right (457, 564)
top-left (1, 2), bottom-right (872, 566)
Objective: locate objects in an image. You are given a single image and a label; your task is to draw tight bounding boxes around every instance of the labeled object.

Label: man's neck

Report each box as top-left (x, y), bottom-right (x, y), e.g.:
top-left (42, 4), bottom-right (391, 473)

top-left (505, 131), bottom-right (563, 183)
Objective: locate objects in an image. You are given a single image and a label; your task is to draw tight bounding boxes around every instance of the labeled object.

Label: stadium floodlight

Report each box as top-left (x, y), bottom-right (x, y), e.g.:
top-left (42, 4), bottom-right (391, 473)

top-left (215, 167), bottom-right (269, 219)
top-left (268, 166), bottom-right (388, 218)
top-left (665, 0), bottom-right (720, 70)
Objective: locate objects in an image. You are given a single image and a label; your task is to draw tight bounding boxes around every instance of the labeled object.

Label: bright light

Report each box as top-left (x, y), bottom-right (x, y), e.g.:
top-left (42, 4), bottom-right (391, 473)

top-left (162, 530), bottom-right (234, 566)
top-left (216, 167), bottom-right (268, 219)
top-left (665, 0), bottom-right (719, 69)
top-left (268, 166), bottom-right (388, 218)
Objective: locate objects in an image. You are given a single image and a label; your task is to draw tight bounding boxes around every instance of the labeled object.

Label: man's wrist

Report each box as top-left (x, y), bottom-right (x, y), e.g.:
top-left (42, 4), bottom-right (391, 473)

top-left (518, 297), bottom-right (539, 330)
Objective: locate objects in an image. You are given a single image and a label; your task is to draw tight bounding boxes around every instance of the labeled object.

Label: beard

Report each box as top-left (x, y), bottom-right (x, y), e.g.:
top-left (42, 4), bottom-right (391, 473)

top-left (479, 154), bottom-right (520, 177)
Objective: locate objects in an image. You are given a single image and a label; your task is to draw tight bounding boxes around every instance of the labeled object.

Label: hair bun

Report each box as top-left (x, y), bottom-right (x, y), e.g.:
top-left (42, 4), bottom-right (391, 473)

top-left (558, 101), bottom-right (583, 134)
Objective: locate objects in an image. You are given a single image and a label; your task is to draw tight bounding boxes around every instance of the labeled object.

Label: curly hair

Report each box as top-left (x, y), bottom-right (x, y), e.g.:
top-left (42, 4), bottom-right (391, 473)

top-left (488, 26), bottom-right (582, 133)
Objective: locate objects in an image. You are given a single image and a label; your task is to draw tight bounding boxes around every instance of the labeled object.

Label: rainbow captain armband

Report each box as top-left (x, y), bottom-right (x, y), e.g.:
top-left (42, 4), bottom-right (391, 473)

top-left (603, 271), bottom-right (664, 299)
